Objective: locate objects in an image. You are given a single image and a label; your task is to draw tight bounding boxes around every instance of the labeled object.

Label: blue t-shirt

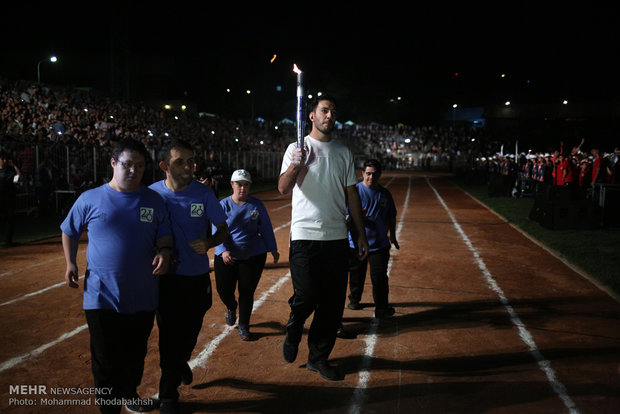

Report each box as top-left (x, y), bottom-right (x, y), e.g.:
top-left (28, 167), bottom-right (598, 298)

top-left (60, 184), bottom-right (172, 313)
top-left (149, 180), bottom-right (227, 276)
top-left (214, 196), bottom-right (277, 260)
top-left (348, 183), bottom-right (397, 252)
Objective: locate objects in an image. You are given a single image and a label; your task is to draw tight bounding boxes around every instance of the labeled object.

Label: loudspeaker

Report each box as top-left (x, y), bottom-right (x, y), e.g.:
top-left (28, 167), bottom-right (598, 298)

top-left (529, 199), bottom-right (599, 230)
top-left (600, 186), bottom-right (620, 227)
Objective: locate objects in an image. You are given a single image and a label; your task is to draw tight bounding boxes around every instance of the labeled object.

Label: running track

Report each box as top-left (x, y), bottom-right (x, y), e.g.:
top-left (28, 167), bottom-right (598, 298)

top-left (0, 172), bottom-right (618, 413)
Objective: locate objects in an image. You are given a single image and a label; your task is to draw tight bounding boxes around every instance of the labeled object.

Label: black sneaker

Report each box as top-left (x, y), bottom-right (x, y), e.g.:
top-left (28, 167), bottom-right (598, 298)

top-left (347, 302), bottom-right (362, 310)
top-left (239, 325), bottom-right (251, 341)
top-left (180, 362), bottom-right (193, 385)
top-left (374, 306), bottom-right (395, 319)
top-left (282, 335), bottom-right (298, 363)
top-left (125, 396), bottom-right (157, 413)
top-left (306, 360), bottom-right (343, 381)
top-left (225, 309), bottom-right (236, 326)
top-left (336, 324), bottom-right (355, 339)
top-left (159, 398), bottom-right (179, 414)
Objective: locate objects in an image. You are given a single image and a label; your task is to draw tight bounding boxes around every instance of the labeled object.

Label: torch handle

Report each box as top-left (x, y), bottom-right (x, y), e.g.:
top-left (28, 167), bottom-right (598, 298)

top-left (296, 72), bottom-right (304, 148)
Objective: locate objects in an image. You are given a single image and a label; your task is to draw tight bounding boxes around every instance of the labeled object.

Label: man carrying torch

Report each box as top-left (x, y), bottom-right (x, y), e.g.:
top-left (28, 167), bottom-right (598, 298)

top-left (278, 73), bottom-right (369, 381)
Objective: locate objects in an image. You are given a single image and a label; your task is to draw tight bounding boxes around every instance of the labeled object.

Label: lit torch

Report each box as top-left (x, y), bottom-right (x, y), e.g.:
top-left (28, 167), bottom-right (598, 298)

top-left (293, 64), bottom-right (304, 148)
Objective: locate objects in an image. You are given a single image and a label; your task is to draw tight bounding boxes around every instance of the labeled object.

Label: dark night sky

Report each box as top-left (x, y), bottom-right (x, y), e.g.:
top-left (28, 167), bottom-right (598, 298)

top-left (2, 2), bottom-right (618, 124)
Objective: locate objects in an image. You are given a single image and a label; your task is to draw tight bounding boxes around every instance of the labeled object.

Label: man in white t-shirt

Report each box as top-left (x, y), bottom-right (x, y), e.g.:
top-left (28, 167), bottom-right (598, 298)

top-left (278, 94), bottom-right (369, 381)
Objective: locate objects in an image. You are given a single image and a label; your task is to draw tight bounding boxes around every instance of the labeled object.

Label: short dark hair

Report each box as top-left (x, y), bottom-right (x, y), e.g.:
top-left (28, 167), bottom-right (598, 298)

top-left (307, 93), bottom-right (337, 113)
top-left (363, 159), bottom-right (382, 174)
top-left (160, 138), bottom-right (193, 163)
top-left (111, 138), bottom-right (149, 162)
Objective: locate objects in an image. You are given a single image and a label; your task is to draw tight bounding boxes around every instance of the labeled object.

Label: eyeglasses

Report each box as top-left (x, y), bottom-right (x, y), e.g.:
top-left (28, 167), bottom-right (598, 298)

top-left (116, 160), bottom-right (146, 170)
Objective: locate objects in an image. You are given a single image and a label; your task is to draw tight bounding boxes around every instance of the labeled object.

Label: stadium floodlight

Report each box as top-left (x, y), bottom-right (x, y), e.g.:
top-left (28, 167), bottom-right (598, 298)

top-left (37, 56), bottom-right (58, 84)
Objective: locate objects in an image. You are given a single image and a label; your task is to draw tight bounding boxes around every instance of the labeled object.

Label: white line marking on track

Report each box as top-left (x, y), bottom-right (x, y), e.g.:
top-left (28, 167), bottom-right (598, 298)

top-left (0, 324), bottom-right (88, 373)
top-left (272, 203), bottom-right (292, 211)
top-left (0, 276), bottom-right (84, 307)
top-left (425, 177), bottom-right (580, 414)
top-left (0, 257), bottom-right (60, 278)
top-left (190, 272), bottom-right (291, 369)
top-left (0, 214), bottom-right (293, 375)
top-left (348, 176), bottom-right (411, 414)
top-left (0, 221), bottom-right (290, 308)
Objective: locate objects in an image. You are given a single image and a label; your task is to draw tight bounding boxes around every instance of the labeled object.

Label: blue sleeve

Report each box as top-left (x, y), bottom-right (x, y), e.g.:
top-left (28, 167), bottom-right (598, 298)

top-left (60, 192), bottom-right (89, 240)
top-left (205, 187), bottom-right (227, 226)
top-left (155, 195), bottom-right (172, 240)
top-left (387, 189), bottom-right (397, 219)
top-left (255, 199), bottom-right (278, 252)
top-left (214, 198), bottom-right (232, 254)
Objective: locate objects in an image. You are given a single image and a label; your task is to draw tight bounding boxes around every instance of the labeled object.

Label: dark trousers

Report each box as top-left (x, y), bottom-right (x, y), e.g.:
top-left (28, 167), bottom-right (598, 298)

top-left (157, 273), bottom-right (212, 400)
top-left (286, 239), bottom-right (349, 363)
top-left (348, 246), bottom-right (391, 309)
top-left (85, 309), bottom-right (155, 414)
top-left (214, 253), bottom-right (266, 328)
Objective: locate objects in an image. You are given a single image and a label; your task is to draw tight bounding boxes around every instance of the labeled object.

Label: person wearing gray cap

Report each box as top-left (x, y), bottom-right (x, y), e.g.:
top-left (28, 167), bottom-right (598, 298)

top-left (213, 169), bottom-right (279, 341)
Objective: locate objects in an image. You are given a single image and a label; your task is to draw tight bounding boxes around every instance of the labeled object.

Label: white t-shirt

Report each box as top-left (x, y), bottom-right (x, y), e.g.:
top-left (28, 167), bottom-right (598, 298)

top-left (280, 135), bottom-right (357, 241)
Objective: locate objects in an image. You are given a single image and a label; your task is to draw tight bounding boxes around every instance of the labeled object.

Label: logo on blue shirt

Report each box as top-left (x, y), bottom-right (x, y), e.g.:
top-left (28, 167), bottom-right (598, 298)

top-left (140, 207), bottom-right (154, 222)
top-left (191, 203), bottom-right (204, 217)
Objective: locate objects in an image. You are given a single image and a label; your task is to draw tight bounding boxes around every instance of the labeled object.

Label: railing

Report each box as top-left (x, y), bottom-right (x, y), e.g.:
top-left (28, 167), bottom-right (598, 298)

top-left (1, 141), bottom-right (469, 215)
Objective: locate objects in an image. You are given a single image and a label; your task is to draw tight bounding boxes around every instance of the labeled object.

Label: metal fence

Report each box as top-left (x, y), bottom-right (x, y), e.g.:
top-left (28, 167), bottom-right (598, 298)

top-left (1, 142), bottom-right (288, 214)
top-left (2, 141), bottom-right (469, 215)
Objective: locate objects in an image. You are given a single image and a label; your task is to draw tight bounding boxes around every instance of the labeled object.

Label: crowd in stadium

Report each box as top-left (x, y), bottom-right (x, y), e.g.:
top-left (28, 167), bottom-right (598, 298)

top-left (0, 77), bottom-right (495, 179)
top-left (1, 76), bottom-right (618, 211)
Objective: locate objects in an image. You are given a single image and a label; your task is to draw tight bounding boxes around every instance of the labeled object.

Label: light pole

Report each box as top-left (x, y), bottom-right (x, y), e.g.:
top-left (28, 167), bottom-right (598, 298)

top-left (37, 56), bottom-right (57, 83)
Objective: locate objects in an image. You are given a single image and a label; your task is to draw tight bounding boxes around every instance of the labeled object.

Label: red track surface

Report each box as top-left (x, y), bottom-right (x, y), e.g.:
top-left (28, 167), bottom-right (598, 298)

top-left (1, 172), bottom-right (619, 413)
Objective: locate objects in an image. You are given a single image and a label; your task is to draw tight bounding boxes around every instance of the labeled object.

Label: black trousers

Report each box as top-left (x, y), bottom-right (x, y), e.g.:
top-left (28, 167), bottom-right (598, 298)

top-left (214, 253), bottom-right (266, 328)
top-left (286, 239), bottom-right (349, 363)
top-left (85, 309), bottom-right (155, 414)
top-left (348, 246), bottom-right (391, 309)
top-left (157, 273), bottom-right (212, 400)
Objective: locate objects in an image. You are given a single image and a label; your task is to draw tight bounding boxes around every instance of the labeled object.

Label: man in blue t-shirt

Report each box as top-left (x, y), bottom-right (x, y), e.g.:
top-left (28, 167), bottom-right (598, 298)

top-left (61, 139), bottom-right (173, 414)
top-left (346, 159), bottom-right (399, 319)
top-left (149, 139), bottom-right (229, 414)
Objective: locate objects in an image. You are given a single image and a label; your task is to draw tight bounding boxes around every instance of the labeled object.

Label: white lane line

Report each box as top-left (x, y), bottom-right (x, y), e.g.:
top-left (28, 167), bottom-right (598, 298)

top-left (1, 215), bottom-right (293, 375)
top-left (190, 272), bottom-right (291, 369)
top-left (273, 221), bottom-right (291, 233)
top-left (1, 217), bottom-right (290, 308)
top-left (272, 203), bottom-right (292, 211)
top-left (0, 276), bottom-right (84, 308)
top-left (425, 177), bottom-right (580, 414)
top-left (348, 176), bottom-right (411, 414)
top-left (0, 257), bottom-right (60, 278)
top-left (0, 324), bottom-right (88, 373)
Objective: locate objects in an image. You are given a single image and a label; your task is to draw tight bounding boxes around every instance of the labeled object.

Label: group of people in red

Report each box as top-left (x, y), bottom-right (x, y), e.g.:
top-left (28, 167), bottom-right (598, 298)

top-left (523, 139), bottom-right (619, 199)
